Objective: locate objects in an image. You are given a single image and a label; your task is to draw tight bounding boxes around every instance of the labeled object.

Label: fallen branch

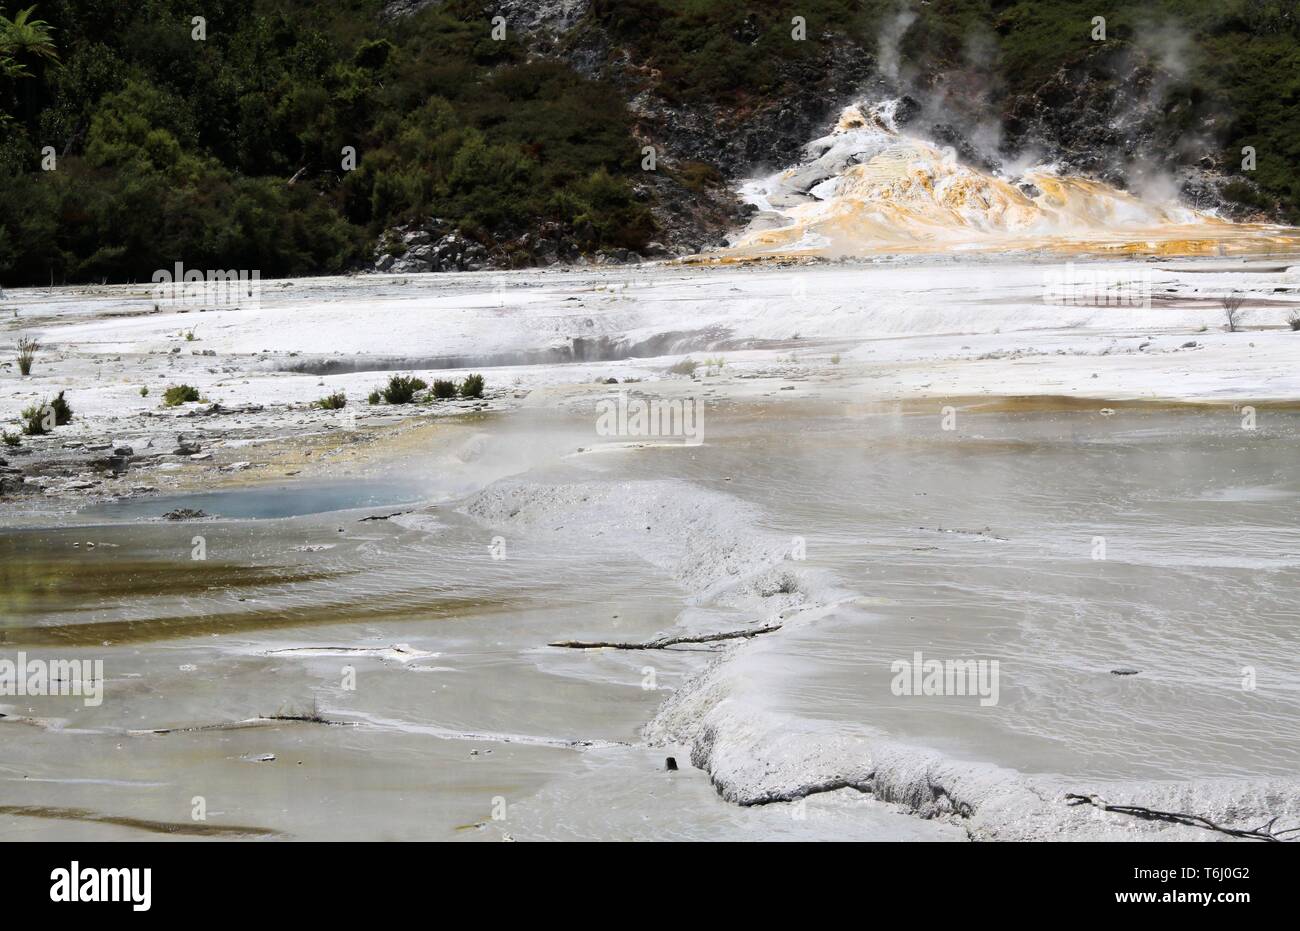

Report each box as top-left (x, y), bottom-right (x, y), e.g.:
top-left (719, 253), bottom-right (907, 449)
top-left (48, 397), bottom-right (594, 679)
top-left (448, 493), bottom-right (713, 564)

top-left (1065, 793), bottom-right (1300, 842)
top-left (180, 403), bottom-right (265, 417)
top-left (550, 624), bottom-right (782, 650)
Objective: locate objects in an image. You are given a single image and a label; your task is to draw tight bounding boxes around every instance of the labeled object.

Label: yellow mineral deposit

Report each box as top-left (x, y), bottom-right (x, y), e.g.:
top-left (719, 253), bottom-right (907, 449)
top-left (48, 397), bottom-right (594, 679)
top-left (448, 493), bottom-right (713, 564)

top-left (717, 105), bottom-right (1300, 261)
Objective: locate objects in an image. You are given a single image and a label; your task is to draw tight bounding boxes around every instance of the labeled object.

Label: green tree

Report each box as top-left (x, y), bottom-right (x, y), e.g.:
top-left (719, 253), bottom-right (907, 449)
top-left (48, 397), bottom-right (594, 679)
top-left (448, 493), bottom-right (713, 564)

top-left (0, 5), bottom-right (59, 75)
top-left (0, 4), bottom-right (58, 124)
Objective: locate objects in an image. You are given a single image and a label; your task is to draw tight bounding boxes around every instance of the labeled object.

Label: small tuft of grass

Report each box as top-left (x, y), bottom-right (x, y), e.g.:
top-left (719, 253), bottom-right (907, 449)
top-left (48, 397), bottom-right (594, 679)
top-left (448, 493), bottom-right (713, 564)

top-left (1287, 311), bottom-right (1300, 331)
top-left (2, 430), bottom-right (20, 447)
top-left (16, 334), bottom-right (39, 376)
top-left (265, 699), bottom-right (329, 724)
top-left (139, 386), bottom-right (149, 397)
top-left (668, 357), bottom-right (698, 376)
top-left (317, 390), bottom-right (347, 410)
top-left (163, 384), bottom-right (201, 407)
top-left (367, 390), bottom-right (381, 405)
top-left (459, 373), bottom-right (484, 399)
top-left (431, 379), bottom-right (457, 399)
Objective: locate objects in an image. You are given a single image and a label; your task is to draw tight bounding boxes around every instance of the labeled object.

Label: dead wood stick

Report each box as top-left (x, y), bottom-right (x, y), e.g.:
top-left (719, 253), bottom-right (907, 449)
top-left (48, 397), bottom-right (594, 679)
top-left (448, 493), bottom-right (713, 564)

top-left (549, 624), bottom-right (782, 650)
top-left (1065, 793), bottom-right (1300, 841)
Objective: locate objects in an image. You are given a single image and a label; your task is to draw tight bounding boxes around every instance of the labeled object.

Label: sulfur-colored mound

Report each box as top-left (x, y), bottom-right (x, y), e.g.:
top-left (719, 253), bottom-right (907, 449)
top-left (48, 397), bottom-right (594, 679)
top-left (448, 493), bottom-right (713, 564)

top-left (721, 103), bottom-right (1300, 260)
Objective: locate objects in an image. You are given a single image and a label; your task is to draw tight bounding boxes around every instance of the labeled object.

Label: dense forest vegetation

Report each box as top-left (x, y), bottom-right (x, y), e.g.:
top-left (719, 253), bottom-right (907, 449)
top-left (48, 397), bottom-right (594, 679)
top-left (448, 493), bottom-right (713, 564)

top-left (0, 0), bottom-right (653, 284)
top-left (1, 0), bottom-right (1297, 286)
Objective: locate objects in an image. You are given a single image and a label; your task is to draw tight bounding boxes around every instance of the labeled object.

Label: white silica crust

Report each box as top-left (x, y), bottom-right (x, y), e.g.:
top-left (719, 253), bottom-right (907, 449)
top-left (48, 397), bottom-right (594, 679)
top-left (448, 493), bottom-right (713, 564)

top-left (462, 474), bottom-right (1300, 841)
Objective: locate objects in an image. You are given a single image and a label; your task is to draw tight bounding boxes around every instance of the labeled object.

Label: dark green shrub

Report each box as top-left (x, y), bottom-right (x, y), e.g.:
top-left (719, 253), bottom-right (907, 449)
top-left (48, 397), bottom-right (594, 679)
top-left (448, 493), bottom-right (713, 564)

top-left (317, 391), bottom-right (347, 410)
top-left (163, 384), bottom-right (201, 406)
top-left (459, 373), bottom-right (484, 398)
top-left (50, 391), bottom-right (72, 425)
top-left (20, 404), bottom-right (47, 435)
top-left (431, 379), bottom-right (456, 399)
top-left (20, 391), bottom-right (70, 434)
top-left (379, 374), bottom-right (426, 404)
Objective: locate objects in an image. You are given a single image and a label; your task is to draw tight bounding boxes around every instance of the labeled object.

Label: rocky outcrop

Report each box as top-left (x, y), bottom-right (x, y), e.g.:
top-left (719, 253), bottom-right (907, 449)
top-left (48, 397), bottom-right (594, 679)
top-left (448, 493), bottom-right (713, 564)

top-left (1001, 44), bottom-right (1270, 219)
top-left (373, 225), bottom-right (489, 274)
top-left (371, 220), bottom-right (660, 274)
top-left (381, 0), bottom-right (589, 33)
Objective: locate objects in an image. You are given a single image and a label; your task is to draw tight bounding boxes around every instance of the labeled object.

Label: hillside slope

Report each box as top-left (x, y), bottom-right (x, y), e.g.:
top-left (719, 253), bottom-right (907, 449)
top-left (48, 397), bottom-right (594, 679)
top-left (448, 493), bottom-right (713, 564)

top-left (0, 0), bottom-right (1296, 285)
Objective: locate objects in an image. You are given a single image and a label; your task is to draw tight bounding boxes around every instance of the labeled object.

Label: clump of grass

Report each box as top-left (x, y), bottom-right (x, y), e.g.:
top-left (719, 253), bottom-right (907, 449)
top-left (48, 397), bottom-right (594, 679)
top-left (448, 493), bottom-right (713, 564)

top-left (430, 379), bottom-right (457, 400)
top-left (163, 384), bottom-right (201, 406)
top-left (317, 390), bottom-right (347, 410)
top-left (18, 406), bottom-right (42, 435)
top-left (367, 390), bottom-right (381, 405)
top-left (21, 391), bottom-right (72, 434)
top-left (139, 386), bottom-right (149, 397)
top-left (2, 430), bottom-right (20, 447)
top-left (459, 373), bottom-right (484, 399)
top-left (1287, 311), bottom-right (1300, 331)
top-left (668, 357), bottom-right (698, 376)
top-left (378, 374), bottom-right (427, 404)
top-left (1222, 293), bottom-right (1245, 332)
top-left (16, 334), bottom-right (38, 376)
top-left (183, 327), bottom-right (198, 341)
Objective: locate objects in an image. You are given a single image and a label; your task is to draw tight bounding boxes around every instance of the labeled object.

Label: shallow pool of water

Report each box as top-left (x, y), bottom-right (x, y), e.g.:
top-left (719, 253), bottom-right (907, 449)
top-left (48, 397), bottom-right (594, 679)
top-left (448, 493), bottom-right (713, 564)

top-left (77, 478), bottom-right (433, 522)
top-left (4, 398), bottom-right (1298, 840)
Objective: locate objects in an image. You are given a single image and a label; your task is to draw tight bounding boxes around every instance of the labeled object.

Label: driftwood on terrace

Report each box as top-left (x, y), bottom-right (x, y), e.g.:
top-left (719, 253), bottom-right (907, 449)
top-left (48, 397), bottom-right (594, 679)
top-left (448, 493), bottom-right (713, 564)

top-left (549, 624), bottom-right (782, 650)
top-left (1065, 793), bottom-right (1300, 842)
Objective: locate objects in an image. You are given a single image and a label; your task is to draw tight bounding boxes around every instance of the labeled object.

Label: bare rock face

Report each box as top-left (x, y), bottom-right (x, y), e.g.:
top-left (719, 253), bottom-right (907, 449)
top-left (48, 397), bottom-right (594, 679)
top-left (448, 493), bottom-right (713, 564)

top-left (380, 0), bottom-right (589, 33)
top-left (377, 0), bottom-right (438, 22)
top-left (374, 225), bottom-right (491, 274)
top-left (494, 0), bottom-right (589, 34)
top-left (999, 43), bottom-right (1257, 218)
